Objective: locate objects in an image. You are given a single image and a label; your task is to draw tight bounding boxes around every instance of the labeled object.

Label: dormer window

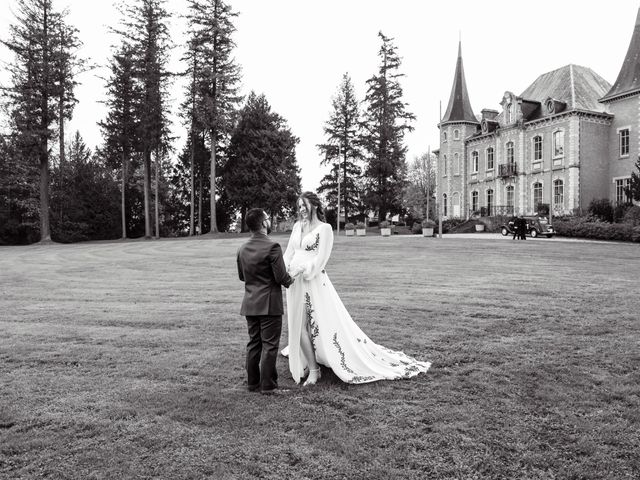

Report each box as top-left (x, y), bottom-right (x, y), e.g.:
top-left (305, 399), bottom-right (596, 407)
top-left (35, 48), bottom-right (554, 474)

top-left (505, 104), bottom-right (512, 124)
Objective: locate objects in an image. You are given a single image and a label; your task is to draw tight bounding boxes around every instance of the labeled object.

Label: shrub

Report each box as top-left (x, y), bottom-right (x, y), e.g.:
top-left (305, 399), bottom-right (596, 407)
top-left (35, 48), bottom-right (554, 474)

top-left (622, 205), bottom-right (640, 226)
top-left (411, 222), bottom-right (422, 234)
top-left (588, 198), bottom-right (614, 223)
top-left (423, 219), bottom-right (436, 228)
top-left (344, 222), bottom-right (355, 230)
top-left (355, 221), bottom-right (366, 229)
top-left (379, 220), bottom-right (389, 229)
top-left (553, 217), bottom-right (636, 241)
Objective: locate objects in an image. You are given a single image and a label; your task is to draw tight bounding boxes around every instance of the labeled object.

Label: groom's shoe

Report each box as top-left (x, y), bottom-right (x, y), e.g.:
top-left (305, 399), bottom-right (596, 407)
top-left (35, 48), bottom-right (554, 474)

top-left (261, 388), bottom-right (290, 396)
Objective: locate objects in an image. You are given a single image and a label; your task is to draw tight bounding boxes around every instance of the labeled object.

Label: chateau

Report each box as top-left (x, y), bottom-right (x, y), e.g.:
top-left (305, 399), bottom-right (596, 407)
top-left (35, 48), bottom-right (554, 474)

top-left (435, 9), bottom-right (640, 219)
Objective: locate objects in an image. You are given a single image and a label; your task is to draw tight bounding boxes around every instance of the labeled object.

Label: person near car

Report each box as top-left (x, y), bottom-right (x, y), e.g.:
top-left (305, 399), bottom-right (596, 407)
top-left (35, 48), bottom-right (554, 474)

top-left (512, 216), bottom-right (519, 240)
top-left (519, 216), bottom-right (527, 240)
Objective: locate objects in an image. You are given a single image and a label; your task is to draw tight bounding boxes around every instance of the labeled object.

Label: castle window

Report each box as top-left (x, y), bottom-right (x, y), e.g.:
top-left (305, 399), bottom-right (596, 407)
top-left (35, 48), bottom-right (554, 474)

top-left (486, 147), bottom-right (494, 170)
top-left (615, 178), bottom-right (631, 205)
top-left (454, 153), bottom-right (460, 175)
top-left (619, 128), bottom-right (630, 157)
top-left (471, 191), bottom-right (479, 212)
top-left (533, 136), bottom-right (543, 161)
top-left (443, 154), bottom-right (448, 176)
top-left (553, 179), bottom-right (564, 208)
top-left (453, 129), bottom-right (460, 140)
top-left (486, 189), bottom-right (494, 216)
top-left (506, 185), bottom-right (514, 214)
top-left (505, 104), bottom-right (512, 124)
top-left (553, 130), bottom-right (564, 157)
top-left (506, 142), bottom-right (514, 164)
top-left (443, 194), bottom-right (448, 217)
top-left (533, 182), bottom-right (543, 211)
top-left (471, 151), bottom-right (479, 173)
top-left (443, 131), bottom-right (448, 142)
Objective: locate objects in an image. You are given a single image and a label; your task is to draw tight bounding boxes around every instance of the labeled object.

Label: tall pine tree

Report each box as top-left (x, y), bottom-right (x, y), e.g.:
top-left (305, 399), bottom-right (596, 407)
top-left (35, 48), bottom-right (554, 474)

top-left (2, 0), bottom-right (81, 242)
top-left (98, 42), bottom-right (141, 239)
top-left (317, 73), bottom-right (363, 224)
top-left (115, 0), bottom-right (172, 239)
top-left (224, 92), bottom-right (301, 230)
top-left (186, 0), bottom-right (242, 233)
top-left (360, 32), bottom-right (415, 223)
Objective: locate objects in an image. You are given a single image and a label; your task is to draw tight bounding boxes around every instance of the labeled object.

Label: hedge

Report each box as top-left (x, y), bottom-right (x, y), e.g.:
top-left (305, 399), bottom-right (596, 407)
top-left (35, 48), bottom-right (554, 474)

top-left (553, 217), bottom-right (640, 242)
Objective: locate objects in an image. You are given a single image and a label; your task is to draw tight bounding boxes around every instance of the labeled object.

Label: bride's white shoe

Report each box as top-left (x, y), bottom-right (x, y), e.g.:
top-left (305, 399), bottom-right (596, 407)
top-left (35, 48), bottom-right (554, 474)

top-left (303, 368), bottom-right (321, 387)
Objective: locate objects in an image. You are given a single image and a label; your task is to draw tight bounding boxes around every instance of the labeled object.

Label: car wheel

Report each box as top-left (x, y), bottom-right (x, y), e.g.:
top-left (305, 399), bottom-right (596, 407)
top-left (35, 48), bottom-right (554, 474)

top-left (501, 227), bottom-right (509, 236)
top-left (530, 229), bottom-right (538, 238)
top-left (546, 234), bottom-right (554, 238)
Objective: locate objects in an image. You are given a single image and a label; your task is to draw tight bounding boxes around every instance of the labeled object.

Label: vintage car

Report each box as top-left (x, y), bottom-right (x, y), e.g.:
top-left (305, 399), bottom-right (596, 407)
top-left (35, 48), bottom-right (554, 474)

top-left (500, 216), bottom-right (555, 238)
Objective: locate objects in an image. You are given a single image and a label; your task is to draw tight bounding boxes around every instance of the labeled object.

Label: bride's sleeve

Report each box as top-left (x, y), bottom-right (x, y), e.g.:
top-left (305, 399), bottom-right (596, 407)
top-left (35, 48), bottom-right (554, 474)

top-left (283, 221), bottom-right (297, 268)
top-left (303, 223), bottom-right (334, 281)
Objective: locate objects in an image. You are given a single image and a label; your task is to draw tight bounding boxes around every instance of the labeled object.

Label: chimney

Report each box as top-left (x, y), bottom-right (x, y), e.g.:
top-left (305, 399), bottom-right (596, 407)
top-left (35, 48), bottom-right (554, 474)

top-left (481, 109), bottom-right (499, 121)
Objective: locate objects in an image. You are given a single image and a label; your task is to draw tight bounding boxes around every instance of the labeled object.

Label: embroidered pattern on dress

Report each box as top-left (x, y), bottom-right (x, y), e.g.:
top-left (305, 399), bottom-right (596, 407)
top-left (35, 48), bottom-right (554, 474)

top-left (332, 332), bottom-right (375, 383)
top-left (305, 293), bottom-right (319, 348)
top-left (305, 233), bottom-right (320, 251)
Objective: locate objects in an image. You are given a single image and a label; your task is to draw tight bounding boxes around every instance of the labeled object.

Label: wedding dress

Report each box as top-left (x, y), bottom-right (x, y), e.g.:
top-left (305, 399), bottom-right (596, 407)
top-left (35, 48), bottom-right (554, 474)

top-left (282, 221), bottom-right (430, 384)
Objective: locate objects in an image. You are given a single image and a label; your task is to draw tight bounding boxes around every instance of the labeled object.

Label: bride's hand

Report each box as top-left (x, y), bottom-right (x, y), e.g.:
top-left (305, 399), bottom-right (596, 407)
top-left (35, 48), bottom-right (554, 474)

top-left (288, 266), bottom-right (303, 277)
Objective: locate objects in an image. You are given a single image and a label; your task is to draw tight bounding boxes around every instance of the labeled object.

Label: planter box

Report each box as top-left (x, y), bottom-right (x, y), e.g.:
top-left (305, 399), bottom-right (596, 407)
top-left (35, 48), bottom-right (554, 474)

top-left (475, 224), bottom-right (485, 232)
top-left (422, 228), bottom-right (434, 237)
top-left (380, 227), bottom-right (391, 237)
top-left (356, 228), bottom-right (367, 236)
top-left (345, 229), bottom-right (355, 237)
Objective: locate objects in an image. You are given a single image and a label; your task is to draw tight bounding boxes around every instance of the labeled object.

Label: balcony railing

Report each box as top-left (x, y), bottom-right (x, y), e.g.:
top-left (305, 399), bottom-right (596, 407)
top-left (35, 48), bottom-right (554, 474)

top-left (498, 163), bottom-right (517, 178)
top-left (471, 205), bottom-right (515, 217)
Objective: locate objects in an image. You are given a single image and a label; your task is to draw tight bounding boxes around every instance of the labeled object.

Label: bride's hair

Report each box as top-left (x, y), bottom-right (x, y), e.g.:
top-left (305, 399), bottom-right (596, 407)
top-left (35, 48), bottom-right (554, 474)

top-left (298, 191), bottom-right (326, 222)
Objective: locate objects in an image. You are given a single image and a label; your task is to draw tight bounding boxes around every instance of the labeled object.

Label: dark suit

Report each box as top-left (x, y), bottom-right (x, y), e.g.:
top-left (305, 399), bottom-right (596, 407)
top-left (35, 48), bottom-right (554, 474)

top-left (237, 232), bottom-right (293, 392)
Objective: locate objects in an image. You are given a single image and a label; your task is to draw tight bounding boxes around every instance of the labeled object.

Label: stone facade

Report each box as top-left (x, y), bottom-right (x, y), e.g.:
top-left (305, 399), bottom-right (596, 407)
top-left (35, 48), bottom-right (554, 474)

top-left (435, 13), bottom-right (640, 219)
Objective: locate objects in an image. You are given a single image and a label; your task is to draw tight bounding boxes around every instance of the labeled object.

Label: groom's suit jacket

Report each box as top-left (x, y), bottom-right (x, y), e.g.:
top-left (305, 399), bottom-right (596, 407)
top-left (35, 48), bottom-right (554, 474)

top-left (237, 233), bottom-right (293, 316)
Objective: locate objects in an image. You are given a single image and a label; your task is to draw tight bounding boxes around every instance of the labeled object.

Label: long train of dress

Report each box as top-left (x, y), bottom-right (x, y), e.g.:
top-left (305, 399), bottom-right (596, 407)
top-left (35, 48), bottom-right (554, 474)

top-left (282, 221), bottom-right (430, 384)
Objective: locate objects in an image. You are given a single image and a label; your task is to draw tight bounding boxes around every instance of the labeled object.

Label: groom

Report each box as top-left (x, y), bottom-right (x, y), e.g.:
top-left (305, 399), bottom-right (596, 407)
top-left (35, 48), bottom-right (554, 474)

top-left (236, 208), bottom-right (294, 395)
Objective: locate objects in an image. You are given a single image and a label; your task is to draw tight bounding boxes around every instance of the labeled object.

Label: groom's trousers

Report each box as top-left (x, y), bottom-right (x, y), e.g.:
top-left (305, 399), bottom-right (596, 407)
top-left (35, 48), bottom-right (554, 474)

top-left (245, 315), bottom-right (282, 392)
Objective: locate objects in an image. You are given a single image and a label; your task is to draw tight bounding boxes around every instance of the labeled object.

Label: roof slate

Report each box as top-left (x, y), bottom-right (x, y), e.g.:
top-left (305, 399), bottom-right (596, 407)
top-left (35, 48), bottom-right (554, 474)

top-left (441, 42), bottom-right (478, 124)
top-left (601, 8), bottom-right (640, 102)
top-left (520, 64), bottom-right (611, 113)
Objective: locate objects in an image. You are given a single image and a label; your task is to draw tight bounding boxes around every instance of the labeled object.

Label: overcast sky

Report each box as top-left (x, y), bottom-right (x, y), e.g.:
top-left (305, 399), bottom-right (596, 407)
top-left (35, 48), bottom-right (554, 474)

top-left (1, 0), bottom-right (639, 191)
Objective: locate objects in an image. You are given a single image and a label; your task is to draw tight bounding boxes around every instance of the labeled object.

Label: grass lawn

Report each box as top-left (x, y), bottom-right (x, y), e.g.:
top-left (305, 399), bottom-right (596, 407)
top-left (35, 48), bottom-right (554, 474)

top-left (1, 234), bottom-right (639, 479)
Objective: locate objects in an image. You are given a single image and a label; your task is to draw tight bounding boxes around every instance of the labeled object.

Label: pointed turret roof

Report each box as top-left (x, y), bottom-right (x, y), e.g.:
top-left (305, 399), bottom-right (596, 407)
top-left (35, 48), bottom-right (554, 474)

top-left (441, 42), bottom-right (477, 124)
top-left (600, 7), bottom-right (640, 102)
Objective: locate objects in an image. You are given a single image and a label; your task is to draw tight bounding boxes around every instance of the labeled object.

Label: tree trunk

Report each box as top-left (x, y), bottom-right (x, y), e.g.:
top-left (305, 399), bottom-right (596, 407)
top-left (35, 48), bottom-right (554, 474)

top-left (39, 154), bottom-right (51, 242)
top-left (190, 140), bottom-right (195, 236)
top-left (342, 146), bottom-right (348, 223)
top-left (189, 55), bottom-right (196, 236)
top-left (143, 147), bottom-right (152, 239)
top-left (155, 148), bottom-right (160, 238)
top-left (209, 131), bottom-right (218, 233)
top-left (198, 175), bottom-right (203, 235)
top-left (121, 149), bottom-right (127, 239)
top-left (39, 3), bottom-right (51, 242)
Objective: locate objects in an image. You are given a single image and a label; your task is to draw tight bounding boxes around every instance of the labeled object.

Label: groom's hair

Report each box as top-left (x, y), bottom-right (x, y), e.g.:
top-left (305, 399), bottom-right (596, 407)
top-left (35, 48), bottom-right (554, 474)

top-left (246, 208), bottom-right (265, 232)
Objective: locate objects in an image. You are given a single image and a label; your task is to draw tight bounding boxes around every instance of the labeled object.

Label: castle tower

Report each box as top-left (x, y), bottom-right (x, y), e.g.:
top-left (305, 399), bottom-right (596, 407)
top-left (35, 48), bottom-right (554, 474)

top-left (600, 7), bottom-right (640, 203)
top-left (438, 41), bottom-right (479, 218)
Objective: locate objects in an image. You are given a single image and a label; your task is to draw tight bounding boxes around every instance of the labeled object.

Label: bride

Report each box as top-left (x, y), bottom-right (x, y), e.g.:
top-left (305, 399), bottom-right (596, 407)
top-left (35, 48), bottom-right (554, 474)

top-left (282, 191), bottom-right (430, 386)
